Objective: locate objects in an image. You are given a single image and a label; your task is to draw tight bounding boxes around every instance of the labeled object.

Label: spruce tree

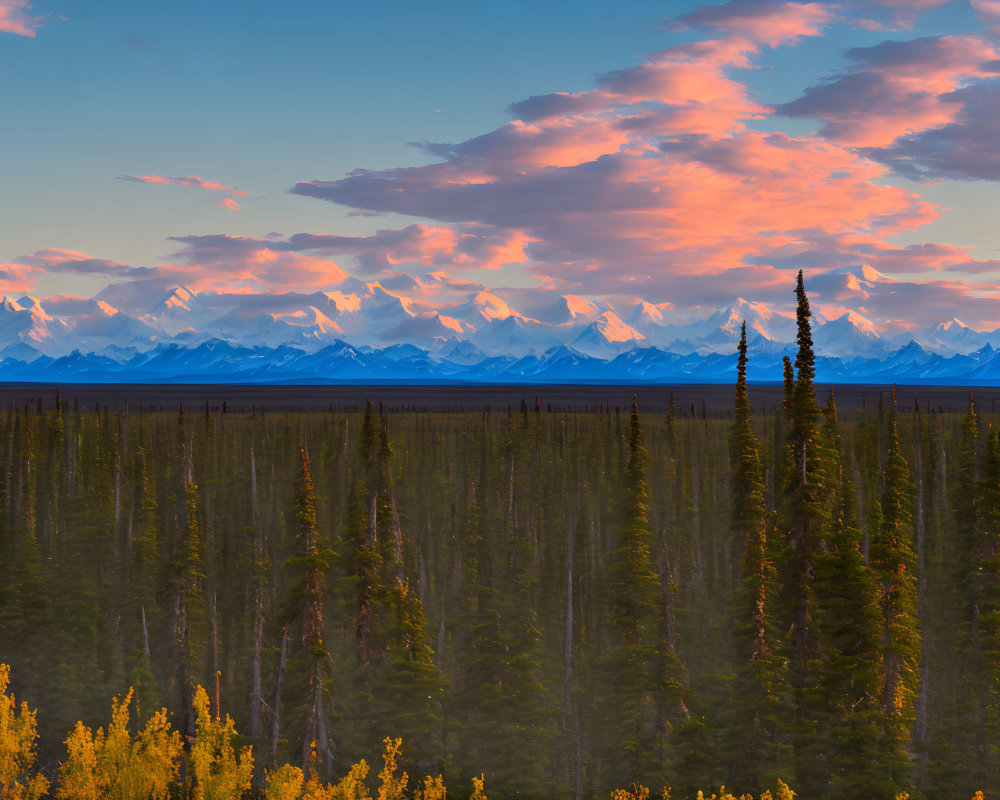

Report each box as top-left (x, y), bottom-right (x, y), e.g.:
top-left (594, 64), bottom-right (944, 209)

top-left (777, 271), bottom-right (839, 795)
top-left (726, 323), bottom-right (790, 790)
top-left (168, 480), bottom-right (207, 739)
top-left (871, 388), bottom-right (919, 791)
top-left (781, 271), bottom-right (834, 678)
top-left (599, 397), bottom-right (686, 791)
top-left (952, 393), bottom-right (988, 787)
top-left (282, 446), bottom-right (332, 777)
top-left (810, 389), bottom-right (883, 799)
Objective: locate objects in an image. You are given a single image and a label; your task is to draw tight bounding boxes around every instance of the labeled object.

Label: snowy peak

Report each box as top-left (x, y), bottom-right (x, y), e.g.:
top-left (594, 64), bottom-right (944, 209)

top-left (160, 285), bottom-right (195, 312)
top-left (362, 282), bottom-right (416, 316)
top-left (935, 318), bottom-right (971, 332)
top-left (706, 298), bottom-right (795, 342)
top-left (534, 294), bottom-right (601, 325)
top-left (627, 300), bottom-right (673, 331)
top-left (828, 264), bottom-right (892, 284)
top-left (380, 311), bottom-right (471, 345)
top-left (816, 308), bottom-right (881, 336)
top-left (278, 306), bottom-right (344, 334)
top-left (453, 291), bottom-right (518, 323)
top-left (323, 290), bottom-right (362, 314)
top-left (857, 264), bottom-right (891, 283)
top-left (591, 311), bottom-right (644, 344)
top-left (571, 311), bottom-right (644, 357)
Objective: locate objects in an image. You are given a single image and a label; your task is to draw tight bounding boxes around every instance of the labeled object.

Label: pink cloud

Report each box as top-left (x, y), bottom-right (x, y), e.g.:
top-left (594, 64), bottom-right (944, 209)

top-left (667, 1), bottom-right (835, 48)
top-left (287, 223), bottom-right (532, 273)
top-left (216, 197), bottom-right (240, 210)
top-left (749, 232), bottom-right (1000, 278)
top-left (501, 38), bottom-right (768, 150)
top-left (0, 261), bottom-right (42, 293)
top-left (294, 124), bottom-right (936, 297)
top-left (118, 174), bottom-right (249, 196)
top-left (283, 20), bottom-right (1000, 312)
top-left (0, 0), bottom-right (44, 37)
top-left (834, 0), bottom-right (952, 30)
top-left (777, 35), bottom-right (999, 148)
top-left (2, 248), bottom-right (153, 279)
top-left (162, 234), bottom-right (350, 292)
top-left (866, 80), bottom-right (1000, 181)
top-left (972, 0), bottom-right (1000, 34)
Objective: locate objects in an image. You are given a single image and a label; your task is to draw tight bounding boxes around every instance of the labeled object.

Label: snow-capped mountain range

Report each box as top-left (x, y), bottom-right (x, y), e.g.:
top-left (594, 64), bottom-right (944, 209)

top-left (3, 266), bottom-right (1000, 383)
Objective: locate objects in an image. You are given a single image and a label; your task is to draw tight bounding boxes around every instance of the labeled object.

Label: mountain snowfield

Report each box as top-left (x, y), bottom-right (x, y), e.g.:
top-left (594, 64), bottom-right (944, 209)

top-left (2, 266), bottom-right (1000, 383)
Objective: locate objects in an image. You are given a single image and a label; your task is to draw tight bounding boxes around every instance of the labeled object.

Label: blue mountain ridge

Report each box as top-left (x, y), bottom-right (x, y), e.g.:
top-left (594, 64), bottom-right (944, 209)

top-left (2, 338), bottom-right (1000, 385)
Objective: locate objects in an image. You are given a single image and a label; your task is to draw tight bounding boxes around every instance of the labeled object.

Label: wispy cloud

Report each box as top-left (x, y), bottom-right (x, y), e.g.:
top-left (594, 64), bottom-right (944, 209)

top-left (666, 0), bottom-right (835, 48)
top-left (118, 174), bottom-right (249, 196)
top-left (0, 0), bottom-right (46, 37)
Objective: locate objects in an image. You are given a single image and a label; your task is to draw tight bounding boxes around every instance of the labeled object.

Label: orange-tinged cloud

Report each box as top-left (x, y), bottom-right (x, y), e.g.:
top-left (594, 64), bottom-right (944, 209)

top-left (778, 35), bottom-right (999, 148)
top-left (0, 260), bottom-right (42, 292)
top-left (0, 0), bottom-right (44, 37)
top-left (667, 1), bottom-right (835, 48)
top-left (216, 197), bottom-right (240, 210)
top-left (163, 235), bottom-right (349, 292)
top-left (118, 174), bottom-right (249, 196)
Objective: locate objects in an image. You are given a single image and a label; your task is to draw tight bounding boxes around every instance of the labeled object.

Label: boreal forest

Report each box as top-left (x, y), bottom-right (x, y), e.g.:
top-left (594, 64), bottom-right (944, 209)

top-left (1, 274), bottom-right (999, 799)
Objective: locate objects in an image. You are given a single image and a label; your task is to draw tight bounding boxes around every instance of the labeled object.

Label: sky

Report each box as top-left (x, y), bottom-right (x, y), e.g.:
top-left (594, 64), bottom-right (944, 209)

top-left (4, 0), bottom-right (1000, 330)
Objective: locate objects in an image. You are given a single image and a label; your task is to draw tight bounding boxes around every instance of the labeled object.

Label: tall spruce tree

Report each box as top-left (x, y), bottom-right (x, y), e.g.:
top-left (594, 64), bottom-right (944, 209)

top-left (778, 271), bottom-right (840, 795)
top-left (282, 446), bottom-right (332, 777)
top-left (871, 388), bottom-right (919, 792)
top-left (727, 323), bottom-right (790, 790)
top-left (952, 393), bottom-right (988, 787)
top-left (599, 397), bottom-right (686, 792)
top-left (781, 271), bottom-right (834, 677)
top-left (810, 390), bottom-right (883, 799)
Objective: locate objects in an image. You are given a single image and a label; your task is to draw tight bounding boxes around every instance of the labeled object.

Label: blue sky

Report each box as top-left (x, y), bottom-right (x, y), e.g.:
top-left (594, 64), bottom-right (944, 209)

top-left (4, 0), bottom-right (1000, 329)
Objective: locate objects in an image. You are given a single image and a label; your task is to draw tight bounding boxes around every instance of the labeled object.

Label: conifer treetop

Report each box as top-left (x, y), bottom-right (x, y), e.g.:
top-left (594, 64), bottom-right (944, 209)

top-left (735, 321), bottom-right (750, 424)
top-left (794, 270), bottom-right (815, 390)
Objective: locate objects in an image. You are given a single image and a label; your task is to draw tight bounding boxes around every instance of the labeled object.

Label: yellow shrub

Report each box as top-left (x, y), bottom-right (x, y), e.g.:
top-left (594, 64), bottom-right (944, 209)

top-left (0, 664), bottom-right (49, 800)
top-left (57, 689), bottom-right (181, 800)
top-left (189, 685), bottom-right (254, 800)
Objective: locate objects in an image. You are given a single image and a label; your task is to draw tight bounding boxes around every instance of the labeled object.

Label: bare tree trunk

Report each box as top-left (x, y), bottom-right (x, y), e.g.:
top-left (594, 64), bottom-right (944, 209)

top-left (272, 628), bottom-right (287, 763)
top-left (563, 496), bottom-right (583, 800)
top-left (141, 605), bottom-right (152, 662)
top-left (368, 491), bottom-right (378, 549)
top-left (389, 494), bottom-right (405, 583)
top-left (691, 446), bottom-right (704, 589)
top-left (507, 450), bottom-right (517, 573)
top-left (315, 665), bottom-right (332, 778)
top-left (437, 587), bottom-right (446, 661)
top-left (563, 501), bottom-right (576, 710)
top-left (914, 405), bottom-right (929, 744)
top-left (249, 444), bottom-right (263, 741)
top-left (250, 597), bottom-right (263, 739)
top-left (659, 528), bottom-right (679, 656)
top-left (209, 590), bottom-right (220, 719)
top-left (114, 411), bottom-right (127, 524)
